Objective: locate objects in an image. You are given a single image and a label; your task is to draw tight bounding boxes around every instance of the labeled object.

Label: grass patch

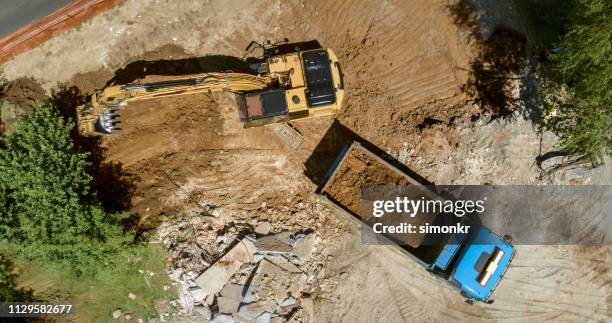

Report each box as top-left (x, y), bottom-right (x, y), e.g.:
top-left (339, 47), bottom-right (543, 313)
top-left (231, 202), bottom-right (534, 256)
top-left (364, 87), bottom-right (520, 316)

top-left (12, 244), bottom-right (173, 322)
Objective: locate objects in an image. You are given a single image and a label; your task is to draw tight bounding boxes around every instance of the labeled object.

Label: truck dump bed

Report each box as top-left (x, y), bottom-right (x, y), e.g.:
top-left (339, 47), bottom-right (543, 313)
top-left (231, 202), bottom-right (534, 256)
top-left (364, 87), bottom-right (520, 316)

top-left (318, 142), bottom-right (440, 250)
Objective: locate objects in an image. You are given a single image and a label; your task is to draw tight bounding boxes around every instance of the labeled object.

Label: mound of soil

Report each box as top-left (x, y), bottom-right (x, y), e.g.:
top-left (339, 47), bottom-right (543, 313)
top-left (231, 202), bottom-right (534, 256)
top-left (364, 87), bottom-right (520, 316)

top-left (0, 77), bottom-right (45, 133)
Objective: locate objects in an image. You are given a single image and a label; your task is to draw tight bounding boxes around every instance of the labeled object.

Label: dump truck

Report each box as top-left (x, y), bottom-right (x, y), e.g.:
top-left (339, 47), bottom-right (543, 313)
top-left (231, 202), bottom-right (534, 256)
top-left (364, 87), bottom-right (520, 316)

top-left (317, 142), bottom-right (514, 304)
top-left (76, 40), bottom-right (344, 136)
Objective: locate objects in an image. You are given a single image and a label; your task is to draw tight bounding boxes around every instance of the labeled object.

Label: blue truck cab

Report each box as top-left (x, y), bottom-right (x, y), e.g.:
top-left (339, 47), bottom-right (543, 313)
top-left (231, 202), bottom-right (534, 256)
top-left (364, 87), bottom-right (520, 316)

top-left (317, 142), bottom-right (514, 304)
top-left (428, 224), bottom-right (514, 303)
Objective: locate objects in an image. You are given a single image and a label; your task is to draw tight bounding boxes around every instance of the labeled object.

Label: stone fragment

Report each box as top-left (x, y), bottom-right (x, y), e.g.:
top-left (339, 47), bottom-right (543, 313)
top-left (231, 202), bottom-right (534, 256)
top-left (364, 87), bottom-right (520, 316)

top-left (189, 287), bottom-right (206, 303)
top-left (112, 309), bottom-right (122, 319)
top-left (210, 313), bottom-right (234, 323)
top-left (255, 221), bottom-right (271, 235)
top-left (293, 234), bottom-right (317, 260)
top-left (256, 312), bottom-right (272, 323)
top-left (193, 305), bottom-right (211, 320)
top-left (195, 239), bottom-right (256, 298)
top-left (218, 283), bottom-right (244, 314)
top-left (128, 292), bottom-right (136, 300)
top-left (255, 236), bottom-right (292, 254)
top-left (237, 301), bottom-right (275, 321)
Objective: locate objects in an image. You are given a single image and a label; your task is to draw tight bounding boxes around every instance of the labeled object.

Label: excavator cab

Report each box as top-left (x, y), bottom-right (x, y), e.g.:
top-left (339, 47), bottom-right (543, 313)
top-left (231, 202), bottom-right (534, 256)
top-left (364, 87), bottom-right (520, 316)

top-left (238, 46), bottom-right (344, 127)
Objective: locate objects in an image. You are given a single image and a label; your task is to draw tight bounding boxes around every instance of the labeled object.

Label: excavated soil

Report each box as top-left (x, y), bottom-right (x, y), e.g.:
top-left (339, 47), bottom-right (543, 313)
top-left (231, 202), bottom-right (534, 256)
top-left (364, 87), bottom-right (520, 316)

top-left (321, 148), bottom-right (413, 217)
top-left (1, 0), bottom-right (610, 322)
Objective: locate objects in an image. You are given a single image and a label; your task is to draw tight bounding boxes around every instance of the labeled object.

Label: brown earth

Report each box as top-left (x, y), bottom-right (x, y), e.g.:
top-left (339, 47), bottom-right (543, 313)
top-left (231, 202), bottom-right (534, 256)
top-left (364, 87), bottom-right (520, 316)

top-left (321, 147), bottom-right (413, 217)
top-left (1, 0), bottom-right (610, 322)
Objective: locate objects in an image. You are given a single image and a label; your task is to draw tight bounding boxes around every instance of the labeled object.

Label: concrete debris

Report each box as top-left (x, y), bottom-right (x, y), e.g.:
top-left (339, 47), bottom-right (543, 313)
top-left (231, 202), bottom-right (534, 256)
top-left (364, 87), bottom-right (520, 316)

top-left (265, 255), bottom-right (303, 273)
top-left (218, 283), bottom-right (245, 314)
top-left (274, 231), bottom-right (292, 245)
top-left (255, 235), bottom-right (292, 254)
top-left (124, 313), bottom-right (132, 321)
top-left (256, 312), bottom-right (272, 323)
top-left (193, 306), bottom-right (212, 320)
top-left (189, 287), bottom-right (206, 303)
top-left (169, 268), bottom-right (182, 281)
top-left (280, 296), bottom-right (296, 308)
top-left (237, 301), bottom-right (275, 321)
top-left (255, 221), bottom-right (272, 235)
top-left (128, 292), bottom-right (136, 300)
top-left (112, 309), bottom-right (122, 319)
top-left (293, 234), bottom-right (317, 260)
top-left (210, 313), bottom-right (235, 323)
top-left (195, 238), bottom-right (257, 299)
top-left (245, 259), bottom-right (307, 304)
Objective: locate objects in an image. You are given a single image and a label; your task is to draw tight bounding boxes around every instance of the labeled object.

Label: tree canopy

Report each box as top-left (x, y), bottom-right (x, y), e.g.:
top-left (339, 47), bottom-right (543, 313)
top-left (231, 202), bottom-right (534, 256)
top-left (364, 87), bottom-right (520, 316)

top-left (543, 0), bottom-right (611, 165)
top-left (0, 102), bottom-right (131, 270)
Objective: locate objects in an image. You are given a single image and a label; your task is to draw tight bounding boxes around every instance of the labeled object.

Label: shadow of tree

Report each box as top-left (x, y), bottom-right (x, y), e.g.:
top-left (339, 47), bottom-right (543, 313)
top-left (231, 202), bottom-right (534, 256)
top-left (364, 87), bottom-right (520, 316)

top-left (50, 85), bottom-right (135, 216)
top-left (448, 1), bottom-right (528, 120)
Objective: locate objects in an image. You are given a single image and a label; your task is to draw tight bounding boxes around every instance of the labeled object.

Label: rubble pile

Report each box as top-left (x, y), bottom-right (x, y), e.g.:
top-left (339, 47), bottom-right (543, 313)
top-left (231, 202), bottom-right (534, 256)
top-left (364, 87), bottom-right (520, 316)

top-left (159, 212), bottom-right (328, 322)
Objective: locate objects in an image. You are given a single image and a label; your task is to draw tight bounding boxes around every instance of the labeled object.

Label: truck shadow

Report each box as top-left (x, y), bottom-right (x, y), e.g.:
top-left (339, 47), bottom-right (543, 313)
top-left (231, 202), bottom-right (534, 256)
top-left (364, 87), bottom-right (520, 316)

top-left (50, 84), bottom-right (136, 227)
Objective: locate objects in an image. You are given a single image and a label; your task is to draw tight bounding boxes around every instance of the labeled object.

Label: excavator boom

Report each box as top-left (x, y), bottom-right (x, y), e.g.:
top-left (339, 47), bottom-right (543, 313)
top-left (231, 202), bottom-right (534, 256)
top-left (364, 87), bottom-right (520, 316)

top-left (76, 44), bottom-right (344, 136)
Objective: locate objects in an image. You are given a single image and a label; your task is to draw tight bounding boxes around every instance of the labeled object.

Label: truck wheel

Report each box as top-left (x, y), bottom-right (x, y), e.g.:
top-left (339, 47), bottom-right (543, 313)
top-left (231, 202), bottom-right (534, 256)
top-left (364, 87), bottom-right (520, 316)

top-left (465, 299), bottom-right (474, 305)
top-left (486, 299), bottom-right (495, 304)
top-left (503, 235), bottom-right (513, 243)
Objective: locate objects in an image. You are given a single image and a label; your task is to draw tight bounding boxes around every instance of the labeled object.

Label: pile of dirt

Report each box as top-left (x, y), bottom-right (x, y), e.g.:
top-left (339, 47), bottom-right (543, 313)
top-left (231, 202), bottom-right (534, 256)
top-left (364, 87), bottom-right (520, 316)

top-left (0, 77), bottom-right (45, 133)
top-left (321, 147), bottom-right (413, 217)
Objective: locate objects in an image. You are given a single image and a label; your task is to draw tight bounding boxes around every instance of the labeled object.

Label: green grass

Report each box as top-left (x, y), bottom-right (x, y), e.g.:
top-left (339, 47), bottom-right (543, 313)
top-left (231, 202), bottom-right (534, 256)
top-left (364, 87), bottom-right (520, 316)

top-left (12, 244), bottom-right (174, 322)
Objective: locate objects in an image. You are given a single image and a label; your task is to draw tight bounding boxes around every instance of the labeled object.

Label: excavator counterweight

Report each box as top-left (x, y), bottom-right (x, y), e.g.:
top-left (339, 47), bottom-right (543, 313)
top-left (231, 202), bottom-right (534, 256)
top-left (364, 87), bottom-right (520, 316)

top-left (76, 42), bottom-right (344, 136)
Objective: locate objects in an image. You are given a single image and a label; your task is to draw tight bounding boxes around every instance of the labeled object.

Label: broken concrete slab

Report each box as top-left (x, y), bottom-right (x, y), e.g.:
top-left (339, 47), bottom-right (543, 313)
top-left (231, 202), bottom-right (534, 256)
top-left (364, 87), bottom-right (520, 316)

top-left (189, 287), bottom-right (206, 303)
top-left (236, 301), bottom-right (275, 321)
top-left (218, 283), bottom-right (245, 314)
top-left (255, 312), bottom-right (272, 323)
top-left (275, 231), bottom-right (292, 245)
top-left (244, 258), bottom-right (307, 304)
top-left (218, 296), bottom-right (241, 315)
top-left (255, 235), bottom-right (292, 254)
top-left (280, 296), bottom-right (296, 308)
top-left (293, 234), bottom-right (317, 260)
top-left (255, 221), bottom-right (271, 235)
top-left (265, 255), bottom-right (303, 273)
top-left (195, 238), bottom-right (257, 299)
top-left (193, 305), bottom-right (212, 320)
top-left (210, 313), bottom-right (234, 323)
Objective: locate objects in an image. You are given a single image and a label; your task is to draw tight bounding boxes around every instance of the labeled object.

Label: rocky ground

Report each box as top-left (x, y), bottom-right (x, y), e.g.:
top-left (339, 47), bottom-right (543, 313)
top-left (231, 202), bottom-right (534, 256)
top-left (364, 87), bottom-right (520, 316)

top-left (1, 0), bottom-right (610, 322)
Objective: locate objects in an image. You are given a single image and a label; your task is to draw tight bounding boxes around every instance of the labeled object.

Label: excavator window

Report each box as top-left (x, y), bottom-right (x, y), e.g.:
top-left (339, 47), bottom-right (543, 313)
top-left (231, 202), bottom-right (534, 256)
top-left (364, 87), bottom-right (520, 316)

top-left (303, 50), bottom-right (336, 107)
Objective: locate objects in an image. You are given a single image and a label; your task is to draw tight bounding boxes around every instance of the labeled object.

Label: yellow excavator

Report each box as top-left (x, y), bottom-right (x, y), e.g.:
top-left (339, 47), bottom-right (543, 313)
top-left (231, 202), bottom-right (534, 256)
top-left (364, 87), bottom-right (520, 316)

top-left (76, 41), bottom-right (344, 136)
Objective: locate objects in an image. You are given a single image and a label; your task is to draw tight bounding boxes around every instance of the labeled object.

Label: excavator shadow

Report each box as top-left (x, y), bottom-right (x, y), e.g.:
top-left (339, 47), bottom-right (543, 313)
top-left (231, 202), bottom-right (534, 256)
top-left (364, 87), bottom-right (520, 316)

top-left (103, 39), bottom-right (323, 87)
top-left (51, 84), bottom-right (137, 227)
top-left (103, 55), bottom-right (252, 87)
top-left (304, 120), bottom-right (432, 187)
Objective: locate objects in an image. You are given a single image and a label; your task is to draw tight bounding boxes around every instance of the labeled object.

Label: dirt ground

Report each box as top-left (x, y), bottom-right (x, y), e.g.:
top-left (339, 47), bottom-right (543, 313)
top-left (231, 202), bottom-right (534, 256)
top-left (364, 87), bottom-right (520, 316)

top-left (1, 0), bottom-right (610, 322)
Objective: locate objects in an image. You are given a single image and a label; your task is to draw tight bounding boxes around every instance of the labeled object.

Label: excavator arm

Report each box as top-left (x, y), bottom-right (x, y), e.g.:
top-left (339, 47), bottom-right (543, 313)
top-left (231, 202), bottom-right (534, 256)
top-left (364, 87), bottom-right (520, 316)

top-left (76, 44), bottom-right (344, 136)
top-left (76, 73), bottom-right (272, 135)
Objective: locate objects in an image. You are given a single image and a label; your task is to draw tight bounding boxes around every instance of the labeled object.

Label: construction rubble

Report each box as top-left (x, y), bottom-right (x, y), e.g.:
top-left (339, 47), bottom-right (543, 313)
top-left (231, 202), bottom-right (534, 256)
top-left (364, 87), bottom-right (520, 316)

top-left (158, 213), bottom-right (323, 322)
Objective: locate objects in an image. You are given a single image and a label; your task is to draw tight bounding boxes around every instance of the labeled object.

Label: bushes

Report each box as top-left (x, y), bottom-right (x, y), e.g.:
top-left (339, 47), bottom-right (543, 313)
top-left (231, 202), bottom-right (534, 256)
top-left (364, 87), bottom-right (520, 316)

top-left (540, 0), bottom-right (611, 165)
top-left (0, 102), bottom-right (132, 272)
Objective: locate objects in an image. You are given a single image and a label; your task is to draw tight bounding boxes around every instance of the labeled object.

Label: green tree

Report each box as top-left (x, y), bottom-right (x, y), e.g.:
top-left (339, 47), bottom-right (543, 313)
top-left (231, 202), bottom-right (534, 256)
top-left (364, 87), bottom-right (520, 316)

top-left (0, 102), bottom-right (131, 271)
top-left (543, 0), bottom-right (611, 166)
